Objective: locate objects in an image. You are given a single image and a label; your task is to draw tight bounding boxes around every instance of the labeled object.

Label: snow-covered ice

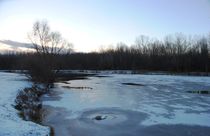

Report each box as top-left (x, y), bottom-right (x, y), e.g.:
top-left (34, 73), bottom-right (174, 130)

top-left (42, 73), bottom-right (210, 136)
top-left (0, 72), bottom-right (50, 136)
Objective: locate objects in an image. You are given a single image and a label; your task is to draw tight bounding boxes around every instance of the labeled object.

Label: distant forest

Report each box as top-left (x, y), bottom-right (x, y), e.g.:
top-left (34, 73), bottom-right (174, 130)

top-left (0, 34), bottom-right (210, 73)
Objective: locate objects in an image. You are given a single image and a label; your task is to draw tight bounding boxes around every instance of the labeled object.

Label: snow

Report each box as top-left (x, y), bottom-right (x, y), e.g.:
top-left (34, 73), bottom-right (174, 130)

top-left (0, 72), bottom-right (50, 136)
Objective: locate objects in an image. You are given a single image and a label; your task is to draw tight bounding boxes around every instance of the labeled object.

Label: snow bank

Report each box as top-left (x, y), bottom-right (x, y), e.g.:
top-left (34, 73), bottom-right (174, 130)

top-left (0, 72), bottom-right (50, 136)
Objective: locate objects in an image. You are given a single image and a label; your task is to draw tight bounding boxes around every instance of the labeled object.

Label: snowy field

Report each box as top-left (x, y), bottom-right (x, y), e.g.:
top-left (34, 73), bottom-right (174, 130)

top-left (42, 73), bottom-right (210, 136)
top-left (0, 72), bottom-right (50, 136)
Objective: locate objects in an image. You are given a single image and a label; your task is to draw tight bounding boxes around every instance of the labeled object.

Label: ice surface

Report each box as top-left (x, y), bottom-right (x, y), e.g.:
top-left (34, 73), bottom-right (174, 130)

top-left (0, 72), bottom-right (50, 136)
top-left (42, 73), bottom-right (210, 135)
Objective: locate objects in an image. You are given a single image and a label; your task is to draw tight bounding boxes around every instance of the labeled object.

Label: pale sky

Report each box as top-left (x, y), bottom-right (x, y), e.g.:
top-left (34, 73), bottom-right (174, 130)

top-left (0, 0), bottom-right (210, 52)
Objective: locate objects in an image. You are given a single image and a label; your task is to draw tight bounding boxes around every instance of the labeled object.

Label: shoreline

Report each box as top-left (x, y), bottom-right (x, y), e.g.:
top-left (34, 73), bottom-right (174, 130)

top-left (1, 69), bottom-right (209, 77)
top-left (0, 72), bottom-right (50, 136)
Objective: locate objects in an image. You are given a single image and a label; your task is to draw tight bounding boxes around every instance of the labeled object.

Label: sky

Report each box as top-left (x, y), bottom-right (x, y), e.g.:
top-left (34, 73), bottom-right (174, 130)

top-left (0, 0), bottom-right (210, 52)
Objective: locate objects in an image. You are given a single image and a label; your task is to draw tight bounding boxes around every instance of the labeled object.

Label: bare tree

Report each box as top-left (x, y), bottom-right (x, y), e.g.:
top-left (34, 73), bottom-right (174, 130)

top-left (28, 20), bottom-right (72, 55)
top-left (198, 37), bottom-right (209, 73)
top-left (27, 20), bottom-right (73, 85)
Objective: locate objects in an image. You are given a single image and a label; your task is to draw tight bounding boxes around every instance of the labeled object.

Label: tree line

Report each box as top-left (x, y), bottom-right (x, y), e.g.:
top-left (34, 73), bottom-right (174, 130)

top-left (0, 33), bottom-right (209, 73)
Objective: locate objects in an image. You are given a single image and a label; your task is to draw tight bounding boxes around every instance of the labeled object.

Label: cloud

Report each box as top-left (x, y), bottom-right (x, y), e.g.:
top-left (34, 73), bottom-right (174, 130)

top-left (0, 40), bottom-right (33, 50)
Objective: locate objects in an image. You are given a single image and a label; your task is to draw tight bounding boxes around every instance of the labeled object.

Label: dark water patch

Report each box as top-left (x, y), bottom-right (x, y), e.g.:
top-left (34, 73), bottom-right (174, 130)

top-left (62, 86), bottom-right (93, 90)
top-left (61, 81), bottom-right (70, 84)
top-left (187, 90), bottom-right (210, 94)
top-left (94, 115), bottom-right (107, 121)
top-left (55, 72), bottom-right (95, 82)
top-left (122, 82), bottom-right (145, 86)
top-left (94, 75), bottom-right (112, 78)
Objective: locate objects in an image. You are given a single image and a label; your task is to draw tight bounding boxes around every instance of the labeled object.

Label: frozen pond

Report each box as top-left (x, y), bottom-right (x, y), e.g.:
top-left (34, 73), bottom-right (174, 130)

top-left (41, 74), bottom-right (210, 136)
